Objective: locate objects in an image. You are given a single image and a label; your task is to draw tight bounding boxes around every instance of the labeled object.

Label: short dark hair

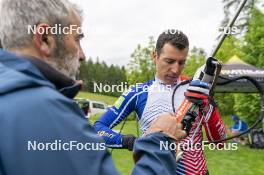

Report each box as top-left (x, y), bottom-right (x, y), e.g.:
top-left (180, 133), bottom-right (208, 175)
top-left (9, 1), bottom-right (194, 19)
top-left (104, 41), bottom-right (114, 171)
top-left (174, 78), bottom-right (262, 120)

top-left (0, 40), bottom-right (2, 49)
top-left (155, 29), bottom-right (189, 56)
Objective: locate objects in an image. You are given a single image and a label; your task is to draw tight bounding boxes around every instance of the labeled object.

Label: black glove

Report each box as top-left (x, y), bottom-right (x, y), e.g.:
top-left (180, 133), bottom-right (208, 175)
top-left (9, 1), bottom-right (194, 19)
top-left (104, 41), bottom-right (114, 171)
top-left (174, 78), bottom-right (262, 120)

top-left (122, 134), bottom-right (137, 151)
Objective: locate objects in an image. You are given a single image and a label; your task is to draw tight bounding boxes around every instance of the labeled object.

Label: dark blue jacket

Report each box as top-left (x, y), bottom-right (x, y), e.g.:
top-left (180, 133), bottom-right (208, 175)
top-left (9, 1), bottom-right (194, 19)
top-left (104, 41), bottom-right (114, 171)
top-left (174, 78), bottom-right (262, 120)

top-left (0, 50), bottom-right (177, 175)
top-left (231, 120), bottom-right (248, 133)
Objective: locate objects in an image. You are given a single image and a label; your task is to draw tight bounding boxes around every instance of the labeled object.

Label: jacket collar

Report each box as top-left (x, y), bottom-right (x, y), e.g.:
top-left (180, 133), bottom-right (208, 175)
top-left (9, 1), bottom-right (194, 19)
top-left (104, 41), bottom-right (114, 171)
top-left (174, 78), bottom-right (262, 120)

top-left (25, 57), bottom-right (82, 99)
top-left (0, 50), bottom-right (81, 98)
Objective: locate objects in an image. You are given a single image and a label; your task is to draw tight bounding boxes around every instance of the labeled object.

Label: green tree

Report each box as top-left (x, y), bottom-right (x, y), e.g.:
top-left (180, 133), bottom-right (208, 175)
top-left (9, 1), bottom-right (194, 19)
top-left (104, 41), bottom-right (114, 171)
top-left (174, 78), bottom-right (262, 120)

top-left (182, 47), bottom-right (206, 77)
top-left (209, 36), bottom-right (242, 116)
top-left (242, 7), bottom-right (264, 67)
top-left (78, 57), bottom-right (127, 97)
top-left (233, 93), bottom-right (261, 124)
top-left (78, 57), bottom-right (95, 92)
top-left (232, 7), bottom-right (264, 125)
top-left (126, 37), bottom-right (156, 85)
top-left (215, 36), bottom-right (243, 63)
top-left (221, 0), bottom-right (256, 36)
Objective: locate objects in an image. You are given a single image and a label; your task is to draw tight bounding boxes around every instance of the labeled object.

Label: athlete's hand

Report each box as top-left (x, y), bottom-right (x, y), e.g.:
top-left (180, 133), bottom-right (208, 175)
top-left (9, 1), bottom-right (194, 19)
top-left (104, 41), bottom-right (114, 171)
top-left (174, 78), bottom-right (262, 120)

top-left (184, 80), bottom-right (210, 107)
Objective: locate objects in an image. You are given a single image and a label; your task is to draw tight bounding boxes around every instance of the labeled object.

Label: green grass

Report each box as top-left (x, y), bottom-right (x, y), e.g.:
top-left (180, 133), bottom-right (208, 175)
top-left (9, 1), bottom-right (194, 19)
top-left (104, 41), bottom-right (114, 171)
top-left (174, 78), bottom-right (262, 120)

top-left (77, 91), bottom-right (117, 105)
top-left (107, 120), bottom-right (138, 175)
top-left (111, 120), bottom-right (264, 175)
top-left (205, 146), bottom-right (264, 175)
top-left (79, 91), bottom-right (264, 175)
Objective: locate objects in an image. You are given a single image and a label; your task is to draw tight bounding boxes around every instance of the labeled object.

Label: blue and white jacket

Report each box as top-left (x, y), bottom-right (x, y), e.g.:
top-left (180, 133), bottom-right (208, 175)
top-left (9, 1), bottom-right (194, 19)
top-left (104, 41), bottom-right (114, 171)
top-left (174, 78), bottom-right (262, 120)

top-left (94, 76), bottom-right (189, 147)
top-left (94, 76), bottom-right (226, 175)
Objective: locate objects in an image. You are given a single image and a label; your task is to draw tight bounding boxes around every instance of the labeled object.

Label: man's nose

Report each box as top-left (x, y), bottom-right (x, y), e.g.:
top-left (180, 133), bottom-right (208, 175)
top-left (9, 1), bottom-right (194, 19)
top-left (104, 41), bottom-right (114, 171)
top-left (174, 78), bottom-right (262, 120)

top-left (171, 62), bottom-right (180, 74)
top-left (79, 47), bottom-right (86, 61)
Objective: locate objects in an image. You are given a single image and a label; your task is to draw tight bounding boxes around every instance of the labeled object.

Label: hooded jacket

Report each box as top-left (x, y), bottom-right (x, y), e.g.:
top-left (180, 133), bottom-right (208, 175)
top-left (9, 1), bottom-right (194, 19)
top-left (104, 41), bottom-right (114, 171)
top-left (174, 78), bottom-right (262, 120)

top-left (0, 50), bottom-right (177, 175)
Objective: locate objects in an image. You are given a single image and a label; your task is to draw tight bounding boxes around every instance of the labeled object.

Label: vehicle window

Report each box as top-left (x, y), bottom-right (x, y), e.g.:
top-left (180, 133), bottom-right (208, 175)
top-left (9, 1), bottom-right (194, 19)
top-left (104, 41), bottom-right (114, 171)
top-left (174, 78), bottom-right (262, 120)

top-left (75, 99), bottom-right (90, 109)
top-left (82, 102), bottom-right (90, 108)
top-left (92, 103), bottom-right (105, 109)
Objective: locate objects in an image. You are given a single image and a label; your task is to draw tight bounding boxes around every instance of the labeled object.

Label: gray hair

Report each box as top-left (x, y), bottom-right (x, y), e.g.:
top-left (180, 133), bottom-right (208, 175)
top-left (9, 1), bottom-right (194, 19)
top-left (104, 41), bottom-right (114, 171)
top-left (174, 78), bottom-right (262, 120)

top-left (0, 0), bottom-right (82, 49)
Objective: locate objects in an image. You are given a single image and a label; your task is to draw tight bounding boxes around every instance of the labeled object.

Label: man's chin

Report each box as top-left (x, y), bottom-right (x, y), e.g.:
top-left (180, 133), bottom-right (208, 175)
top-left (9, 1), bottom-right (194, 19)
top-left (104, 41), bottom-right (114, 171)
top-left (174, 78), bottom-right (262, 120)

top-left (165, 76), bottom-right (178, 84)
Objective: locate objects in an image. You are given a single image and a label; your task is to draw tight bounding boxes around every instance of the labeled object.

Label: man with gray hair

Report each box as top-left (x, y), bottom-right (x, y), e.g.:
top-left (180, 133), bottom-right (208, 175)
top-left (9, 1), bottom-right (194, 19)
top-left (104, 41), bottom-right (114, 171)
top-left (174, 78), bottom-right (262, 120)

top-left (0, 0), bottom-right (187, 175)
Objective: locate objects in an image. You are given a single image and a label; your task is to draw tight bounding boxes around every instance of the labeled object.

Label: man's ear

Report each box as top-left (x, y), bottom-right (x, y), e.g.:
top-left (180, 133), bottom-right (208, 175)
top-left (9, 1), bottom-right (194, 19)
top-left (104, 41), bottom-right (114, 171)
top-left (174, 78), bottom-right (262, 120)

top-left (151, 51), bottom-right (158, 63)
top-left (32, 23), bottom-right (56, 58)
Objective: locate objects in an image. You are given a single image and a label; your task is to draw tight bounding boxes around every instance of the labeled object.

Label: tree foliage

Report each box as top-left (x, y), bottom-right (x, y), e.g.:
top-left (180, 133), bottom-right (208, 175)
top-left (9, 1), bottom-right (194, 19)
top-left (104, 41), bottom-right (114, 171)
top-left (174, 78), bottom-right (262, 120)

top-left (214, 7), bottom-right (264, 124)
top-left (231, 7), bottom-right (264, 124)
top-left (221, 0), bottom-right (256, 35)
top-left (214, 36), bottom-right (242, 116)
top-left (242, 7), bottom-right (264, 67)
top-left (126, 37), bottom-right (156, 85)
top-left (78, 57), bottom-right (127, 97)
top-left (182, 47), bottom-right (206, 77)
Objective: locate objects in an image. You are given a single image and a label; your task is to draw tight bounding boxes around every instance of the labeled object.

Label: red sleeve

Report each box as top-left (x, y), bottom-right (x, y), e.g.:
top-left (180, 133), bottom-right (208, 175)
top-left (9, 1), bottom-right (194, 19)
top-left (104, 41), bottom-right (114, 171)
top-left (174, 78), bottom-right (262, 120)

top-left (202, 107), bottom-right (226, 142)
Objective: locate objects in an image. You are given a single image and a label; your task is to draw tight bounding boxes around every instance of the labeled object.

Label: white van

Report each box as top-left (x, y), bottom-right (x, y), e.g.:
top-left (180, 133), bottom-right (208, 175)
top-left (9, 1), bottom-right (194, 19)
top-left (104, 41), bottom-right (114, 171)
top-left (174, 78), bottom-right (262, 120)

top-left (75, 98), bottom-right (107, 118)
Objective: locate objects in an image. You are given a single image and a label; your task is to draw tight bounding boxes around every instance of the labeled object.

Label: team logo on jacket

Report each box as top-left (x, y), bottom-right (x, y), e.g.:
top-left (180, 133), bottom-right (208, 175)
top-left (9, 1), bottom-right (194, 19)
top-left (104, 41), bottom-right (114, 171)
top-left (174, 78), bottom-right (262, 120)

top-left (97, 131), bottom-right (114, 138)
top-left (114, 96), bottom-right (125, 109)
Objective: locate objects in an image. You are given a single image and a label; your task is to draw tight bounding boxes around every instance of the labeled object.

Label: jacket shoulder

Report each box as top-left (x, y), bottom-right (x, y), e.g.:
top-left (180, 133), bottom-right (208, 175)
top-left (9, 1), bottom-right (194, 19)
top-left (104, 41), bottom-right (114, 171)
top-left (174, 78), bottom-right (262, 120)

top-left (179, 75), bottom-right (190, 81)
